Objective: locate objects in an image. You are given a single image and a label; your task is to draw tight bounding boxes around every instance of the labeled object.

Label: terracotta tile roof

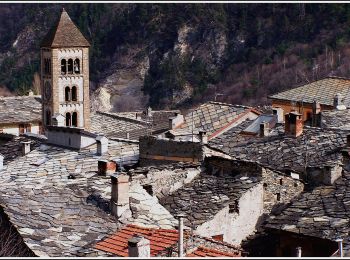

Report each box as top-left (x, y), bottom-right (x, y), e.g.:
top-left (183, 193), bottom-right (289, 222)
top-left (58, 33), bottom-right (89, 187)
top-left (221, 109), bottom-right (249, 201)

top-left (187, 246), bottom-right (240, 257)
top-left (40, 8), bottom-right (90, 48)
top-left (94, 224), bottom-right (179, 257)
top-left (269, 76), bottom-right (350, 107)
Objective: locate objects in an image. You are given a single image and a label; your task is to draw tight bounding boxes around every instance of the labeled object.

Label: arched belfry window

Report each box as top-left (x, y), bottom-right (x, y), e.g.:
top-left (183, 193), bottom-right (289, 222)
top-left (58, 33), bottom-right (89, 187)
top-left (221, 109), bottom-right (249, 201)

top-left (65, 86), bottom-right (71, 102)
top-left (74, 59), bottom-right (80, 74)
top-left (68, 59), bottom-right (73, 74)
top-left (72, 112), bottom-right (78, 127)
top-left (71, 86), bottom-right (77, 101)
top-left (46, 110), bottom-right (51, 126)
top-left (66, 113), bottom-right (71, 127)
top-left (61, 59), bottom-right (67, 75)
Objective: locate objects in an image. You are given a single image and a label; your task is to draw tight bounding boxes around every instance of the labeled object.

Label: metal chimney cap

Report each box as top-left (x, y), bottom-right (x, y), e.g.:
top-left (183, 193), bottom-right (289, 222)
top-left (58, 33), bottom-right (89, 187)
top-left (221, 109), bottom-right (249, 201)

top-left (175, 213), bottom-right (186, 218)
top-left (335, 238), bottom-right (344, 242)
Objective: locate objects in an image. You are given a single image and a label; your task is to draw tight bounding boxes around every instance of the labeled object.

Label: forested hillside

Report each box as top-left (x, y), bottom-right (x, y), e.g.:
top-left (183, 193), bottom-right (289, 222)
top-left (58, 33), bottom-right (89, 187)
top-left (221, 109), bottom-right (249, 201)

top-left (1, 3), bottom-right (350, 110)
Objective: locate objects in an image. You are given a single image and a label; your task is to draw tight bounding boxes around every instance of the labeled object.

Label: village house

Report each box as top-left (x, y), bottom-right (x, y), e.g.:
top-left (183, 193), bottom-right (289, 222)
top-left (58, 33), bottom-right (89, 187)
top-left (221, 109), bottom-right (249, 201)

top-left (269, 76), bottom-right (350, 121)
top-left (0, 95), bottom-right (42, 136)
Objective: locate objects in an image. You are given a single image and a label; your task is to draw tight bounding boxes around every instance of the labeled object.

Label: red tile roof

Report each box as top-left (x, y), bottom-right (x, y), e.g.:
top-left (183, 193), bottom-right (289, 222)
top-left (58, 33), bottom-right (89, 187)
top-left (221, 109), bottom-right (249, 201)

top-left (94, 224), bottom-right (179, 257)
top-left (186, 246), bottom-right (241, 257)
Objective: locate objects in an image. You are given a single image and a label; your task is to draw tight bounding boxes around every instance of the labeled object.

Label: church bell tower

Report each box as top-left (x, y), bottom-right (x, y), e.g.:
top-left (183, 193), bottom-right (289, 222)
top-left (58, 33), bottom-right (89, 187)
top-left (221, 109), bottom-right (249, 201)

top-left (40, 8), bottom-right (91, 131)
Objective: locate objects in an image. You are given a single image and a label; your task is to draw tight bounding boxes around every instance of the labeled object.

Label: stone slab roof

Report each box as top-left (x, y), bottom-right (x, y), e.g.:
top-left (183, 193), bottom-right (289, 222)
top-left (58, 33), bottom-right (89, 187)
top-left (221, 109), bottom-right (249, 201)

top-left (209, 125), bottom-right (347, 174)
top-left (264, 170), bottom-right (350, 256)
top-left (40, 9), bottom-right (90, 48)
top-left (90, 112), bottom-right (148, 140)
top-left (175, 102), bottom-right (259, 139)
top-left (321, 109), bottom-right (350, 130)
top-left (186, 246), bottom-right (240, 257)
top-left (0, 138), bottom-right (139, 256)
top-left (0, 96), bottom-right (42, 124)
top-left (268, 77), bottom-right (350, 107)
top-left (160, 174), bottom-right (261, 228)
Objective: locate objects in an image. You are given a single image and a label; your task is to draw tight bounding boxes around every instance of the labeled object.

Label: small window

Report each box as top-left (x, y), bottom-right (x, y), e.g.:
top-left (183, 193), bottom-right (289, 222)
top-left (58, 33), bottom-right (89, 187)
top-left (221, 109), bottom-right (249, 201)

top-left (276, 193), bottom-right (281, 201)
top-left (68, 59), bottom-right (73, 74)
top-left (72, 112), bottom-right (78, 127)
top-left (61, 59), bottom-right (67, 75)
top-left (65, 87), bottom-right (71, 102)
top-left (66, 112), bottom-right (71, 127)
top-left (229, 201), bottom-right (239, 214)
top-left (74, 59), bottom-right (80, 74)
top-left (263, 183), bottom-right (268, 188)
top-left (19, 124), bottom-right (25, 134)
top-left (211, 234), bottom-right (224, 241)
top-left (71, 86), bottom-right (77, 101)
top-left (279, 178), bottom-right (283, 185)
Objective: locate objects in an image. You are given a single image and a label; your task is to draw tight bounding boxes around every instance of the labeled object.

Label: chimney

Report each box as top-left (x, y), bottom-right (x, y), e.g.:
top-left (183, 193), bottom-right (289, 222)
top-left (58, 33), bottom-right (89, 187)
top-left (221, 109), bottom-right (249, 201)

top-left (176, 214), bottom-right (185, 257)
top-left (259, 121), bottom-right (269, 137)
top-left (126, 132), bottom-right (130, 139)
top-left (336, 238), bottom-right (343, 257)
top-left (285, 111), bottom-right (303, 137)
top-left (169, 113), bottom-right (184, 130)
top-left (334, 93), bottom-right (346, 110)
top-left (312, 101), bottom-right (321, 127)
top-left (272, 107), bottom-right (284, 123)
top-left (28, 90), bottom-right (34, 96)
top-left (0, 154), bottom-right (3, 171)
top-left (110, 174), bottom-right (130, 218)
top-left (146, 106), bottom-right (152, 116)
top-left (21, 141), bottom-right (31, 155)
top-left (296, 247), bottom-right (302, 257)
top-left (199, 130), bottom-right (208, 144)
top-left (96, 135), bottom-right (108, 155)
top-left (98, 160), bottom-right (117, 176)
top-left (128, 234), bottom-right (151, 258)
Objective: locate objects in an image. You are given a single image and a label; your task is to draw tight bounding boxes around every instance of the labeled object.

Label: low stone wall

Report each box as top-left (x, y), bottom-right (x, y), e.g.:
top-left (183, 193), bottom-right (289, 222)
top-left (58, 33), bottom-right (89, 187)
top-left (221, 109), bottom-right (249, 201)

top-left (139, 136), bottom-right (204, 166)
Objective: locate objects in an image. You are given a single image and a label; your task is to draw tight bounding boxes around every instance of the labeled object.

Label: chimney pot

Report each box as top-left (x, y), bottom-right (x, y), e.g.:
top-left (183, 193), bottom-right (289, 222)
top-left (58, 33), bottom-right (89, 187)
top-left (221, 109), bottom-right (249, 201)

top-left (110, 174), bottom-right (130, 218)
top-left (128, 234), bottom-right (151, 257)
top-left (259, 121), bottom-right (269, 137)
top-left (21, 141), bottom-right (31, 155)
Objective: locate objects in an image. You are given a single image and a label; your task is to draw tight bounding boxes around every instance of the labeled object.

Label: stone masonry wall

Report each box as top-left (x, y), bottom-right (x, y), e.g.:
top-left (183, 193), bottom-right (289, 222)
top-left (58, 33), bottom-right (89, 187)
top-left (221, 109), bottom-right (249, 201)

top-left (262, 168), bottom-right (304, 214)
top-left (139, 136), bottom-right (204, 166)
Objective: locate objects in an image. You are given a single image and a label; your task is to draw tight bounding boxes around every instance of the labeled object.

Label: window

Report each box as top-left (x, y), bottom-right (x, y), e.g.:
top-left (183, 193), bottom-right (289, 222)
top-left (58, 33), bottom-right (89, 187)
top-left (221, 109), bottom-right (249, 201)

top-left (71, 86), bottom-right (77, 101)
top-left (211, 234), bottom-right (223, 242)
top-left (68, 59), bottom-right (73, 74)
top-left (74, 58), bottom-right (80, 74)
top-left (25, 124), bottom-right (31, 133)
top-left (72, 112), bottom-right (78, 127)
top-left (276, 193), bottom-right (281, 201)
top-left (66, 112), bottom-right (71, 127)
top-left (61, 59), bottom-right (67, 75)
top-left (46, 110), bottom-right (51, 126)
top-left (19, 124), bottom-right (25, 134)
top-left (229, 201), bottom-right (239, 214)
top-left (279, 178), bottom-right (283, 185)
top-left (65, 86), bottom-right (71, 102)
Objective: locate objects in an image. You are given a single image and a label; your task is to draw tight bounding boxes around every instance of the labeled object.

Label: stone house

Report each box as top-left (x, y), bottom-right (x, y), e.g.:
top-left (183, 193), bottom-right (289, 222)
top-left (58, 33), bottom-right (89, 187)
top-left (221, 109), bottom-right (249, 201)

top-left (0, 95), bottom-right (42, 136)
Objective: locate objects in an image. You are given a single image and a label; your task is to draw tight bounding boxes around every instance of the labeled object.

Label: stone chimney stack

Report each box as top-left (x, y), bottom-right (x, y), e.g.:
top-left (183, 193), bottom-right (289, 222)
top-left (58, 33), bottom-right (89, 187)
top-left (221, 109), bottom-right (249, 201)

top-left (96, 135), bottom-right (108, 156)
top-left (0, 154), bottom-right (3, 171)
top-left (169, 113), bottom-right (184, 130)
top-left (21, 141), bottom-right (31, 155)
top-left (334, 93), bottom-right (346, 110)
top-left (259, 121), bottom-right (269, 137)
top-left (285, 111), bottom-right (303, 137)
top-left (272, 107), bottom-right (284, 123)
top-left (199, 130), bottom-right (208, 144)
top-left (128, 234), bottom-right (151, 258)
top-left (110, 174), bottom-right (131, 218)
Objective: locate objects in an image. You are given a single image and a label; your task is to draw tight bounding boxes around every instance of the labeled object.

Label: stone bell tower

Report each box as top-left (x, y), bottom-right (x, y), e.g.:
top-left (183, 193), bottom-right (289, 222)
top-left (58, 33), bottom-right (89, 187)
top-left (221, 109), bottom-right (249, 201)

top-left (40, 8), bottom-right (90, 131)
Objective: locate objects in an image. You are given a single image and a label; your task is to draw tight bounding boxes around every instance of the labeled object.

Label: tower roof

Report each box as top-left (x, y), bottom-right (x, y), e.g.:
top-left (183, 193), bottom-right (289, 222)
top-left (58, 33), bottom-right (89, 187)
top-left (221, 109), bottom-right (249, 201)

top-left (40, 8), bottom-right (90, 48)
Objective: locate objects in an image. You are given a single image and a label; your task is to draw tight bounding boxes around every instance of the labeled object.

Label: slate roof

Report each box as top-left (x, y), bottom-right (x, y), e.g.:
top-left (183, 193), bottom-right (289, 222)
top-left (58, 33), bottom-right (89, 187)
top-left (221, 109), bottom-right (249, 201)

top-left (268, 77), bottom-right (350, 107)
top-left (93, 224), bottom-right (242, 257)
top-left (0, 96), bottom-right (42, 124)
top-left (175, 102), bottom-right (260, 139)
top-left (321, 109), bottom-right (350, 130)
top-left (264, 170), bottom-right (350, 256)
top-left (160, 174), bottom-right (261, 228)
top-left (209, 125), bottom-right (348, 174)
top-left (40, 8), bottom-right (90, 48)
top-left (0, 138), bottom-right (139, 257)
top-left (90, 112), bottom-right (149, 140)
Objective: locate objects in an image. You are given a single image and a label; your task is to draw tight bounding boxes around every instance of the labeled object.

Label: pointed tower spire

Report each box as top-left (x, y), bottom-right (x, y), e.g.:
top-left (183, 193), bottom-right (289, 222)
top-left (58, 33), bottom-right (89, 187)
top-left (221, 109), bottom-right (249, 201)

top-left (40, 8), bottom-right (90, 48)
